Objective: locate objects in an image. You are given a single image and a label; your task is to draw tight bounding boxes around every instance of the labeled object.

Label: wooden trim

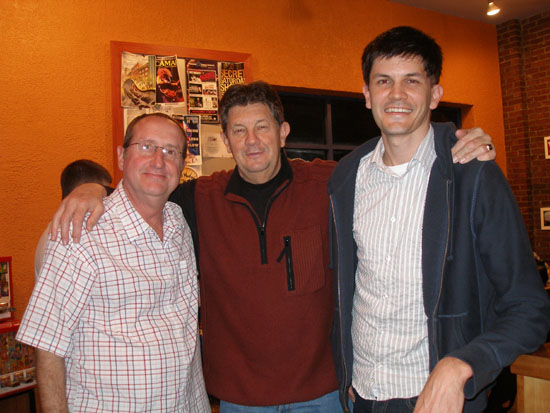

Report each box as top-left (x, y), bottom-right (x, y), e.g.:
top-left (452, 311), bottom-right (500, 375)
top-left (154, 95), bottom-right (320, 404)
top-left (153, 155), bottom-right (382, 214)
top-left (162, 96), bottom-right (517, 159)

top-left (273, 84), bottom-right (363, 99)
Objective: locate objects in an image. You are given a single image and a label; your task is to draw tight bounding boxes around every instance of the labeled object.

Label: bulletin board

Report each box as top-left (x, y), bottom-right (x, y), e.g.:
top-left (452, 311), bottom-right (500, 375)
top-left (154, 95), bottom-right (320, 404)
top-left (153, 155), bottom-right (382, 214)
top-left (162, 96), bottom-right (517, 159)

top-left (110, 41), bottom-right (252, 184)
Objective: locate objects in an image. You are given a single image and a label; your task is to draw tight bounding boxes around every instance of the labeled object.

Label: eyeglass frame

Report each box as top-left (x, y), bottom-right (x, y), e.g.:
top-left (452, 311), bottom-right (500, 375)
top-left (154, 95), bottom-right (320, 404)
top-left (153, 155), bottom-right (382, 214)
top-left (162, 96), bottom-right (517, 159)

top-left (125, 141), bottom-right (186, 161)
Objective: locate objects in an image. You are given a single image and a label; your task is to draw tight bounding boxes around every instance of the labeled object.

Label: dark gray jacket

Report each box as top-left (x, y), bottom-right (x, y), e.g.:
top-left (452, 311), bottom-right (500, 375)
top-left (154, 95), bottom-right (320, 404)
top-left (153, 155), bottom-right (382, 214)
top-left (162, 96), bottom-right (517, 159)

top-left (328, 122), bottom-right (550, 412)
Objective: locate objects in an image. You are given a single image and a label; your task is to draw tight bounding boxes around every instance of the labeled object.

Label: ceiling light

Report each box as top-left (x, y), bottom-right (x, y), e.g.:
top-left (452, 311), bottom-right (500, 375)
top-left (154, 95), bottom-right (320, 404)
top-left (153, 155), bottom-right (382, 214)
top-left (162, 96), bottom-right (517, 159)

top-left (487, 1), bottom-right (500, 16)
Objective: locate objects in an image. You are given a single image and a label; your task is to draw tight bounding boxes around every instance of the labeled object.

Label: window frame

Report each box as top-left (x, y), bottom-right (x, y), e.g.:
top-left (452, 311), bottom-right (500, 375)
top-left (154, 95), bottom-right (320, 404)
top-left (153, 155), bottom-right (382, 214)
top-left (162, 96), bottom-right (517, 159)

top-left (274, 85), bottom-right (465, 161)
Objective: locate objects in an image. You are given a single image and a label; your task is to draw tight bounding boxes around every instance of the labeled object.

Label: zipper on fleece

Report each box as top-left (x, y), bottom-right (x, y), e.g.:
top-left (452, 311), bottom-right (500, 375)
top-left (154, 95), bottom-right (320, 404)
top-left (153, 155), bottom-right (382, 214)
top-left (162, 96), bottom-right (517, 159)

top-left (228, 176), bottom-right (291, 265)
top-left (277, 236), bottom-right (295, 291)
top-left (233, 201), bottom-right (268, 264)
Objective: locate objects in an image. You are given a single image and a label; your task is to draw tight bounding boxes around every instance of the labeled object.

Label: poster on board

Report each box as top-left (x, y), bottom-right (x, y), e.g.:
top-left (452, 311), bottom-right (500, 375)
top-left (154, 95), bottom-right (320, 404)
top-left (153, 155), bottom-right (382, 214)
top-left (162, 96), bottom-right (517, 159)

top-left (218, 61), bottom-right (245, 99)
top-left (155, 55), bottom-right (185, 104)
top-left (186, 59), bottom-right (219, 123)
top-left (121, 52), bottom-right (156, 108)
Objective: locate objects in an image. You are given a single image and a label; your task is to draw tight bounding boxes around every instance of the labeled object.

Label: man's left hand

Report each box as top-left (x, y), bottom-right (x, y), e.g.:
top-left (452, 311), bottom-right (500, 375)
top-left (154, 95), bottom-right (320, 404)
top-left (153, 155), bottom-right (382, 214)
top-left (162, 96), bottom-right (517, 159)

top-left (452, 127), bottom-right (496, 164)
top-left (414, 357), bottom-right (473, 413)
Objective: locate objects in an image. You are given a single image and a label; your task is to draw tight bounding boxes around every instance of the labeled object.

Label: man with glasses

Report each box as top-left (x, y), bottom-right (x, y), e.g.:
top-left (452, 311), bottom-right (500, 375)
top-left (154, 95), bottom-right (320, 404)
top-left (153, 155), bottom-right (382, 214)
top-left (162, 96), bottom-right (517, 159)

top-left (17, 113), bottom-right (209, 412)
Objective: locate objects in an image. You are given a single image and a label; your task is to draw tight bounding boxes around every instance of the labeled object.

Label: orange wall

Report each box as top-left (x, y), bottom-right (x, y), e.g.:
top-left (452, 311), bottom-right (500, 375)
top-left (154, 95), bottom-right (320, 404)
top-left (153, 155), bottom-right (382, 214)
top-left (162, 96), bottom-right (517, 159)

top-left (1, 0), bottom-right (504, 317)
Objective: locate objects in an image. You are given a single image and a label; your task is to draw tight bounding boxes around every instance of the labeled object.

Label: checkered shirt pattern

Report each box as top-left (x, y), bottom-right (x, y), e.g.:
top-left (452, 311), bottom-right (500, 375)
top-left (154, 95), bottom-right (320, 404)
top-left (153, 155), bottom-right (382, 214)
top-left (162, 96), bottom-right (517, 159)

top-left (17, 182), bottom-right (210, 412)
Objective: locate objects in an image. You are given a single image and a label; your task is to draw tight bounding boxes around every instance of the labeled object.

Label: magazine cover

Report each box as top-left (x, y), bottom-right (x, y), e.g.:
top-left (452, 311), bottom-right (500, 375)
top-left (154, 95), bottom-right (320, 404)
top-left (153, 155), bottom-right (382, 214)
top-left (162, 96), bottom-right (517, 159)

top-left (155, 55), bottom-right (185, 104)
top-left (121, 51), bottom-right (156, 108)
top-left (186, 59), bottom-right (219, 123)
top-left (218, 61), bottom-right (245, 99)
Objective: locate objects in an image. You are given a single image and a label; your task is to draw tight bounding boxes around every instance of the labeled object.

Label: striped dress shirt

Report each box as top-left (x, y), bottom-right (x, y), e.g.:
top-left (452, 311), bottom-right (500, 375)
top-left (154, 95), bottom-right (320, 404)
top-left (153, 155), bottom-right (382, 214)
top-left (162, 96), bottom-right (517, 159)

top-left (352, 127), bottom-right (436, 400)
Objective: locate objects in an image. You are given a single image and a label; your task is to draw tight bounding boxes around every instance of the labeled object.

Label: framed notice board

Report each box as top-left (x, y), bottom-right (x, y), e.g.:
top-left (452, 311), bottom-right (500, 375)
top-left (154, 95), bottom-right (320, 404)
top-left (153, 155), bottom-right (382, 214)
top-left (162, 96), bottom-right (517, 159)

top-left (110, 41), bottom-right (252, 184)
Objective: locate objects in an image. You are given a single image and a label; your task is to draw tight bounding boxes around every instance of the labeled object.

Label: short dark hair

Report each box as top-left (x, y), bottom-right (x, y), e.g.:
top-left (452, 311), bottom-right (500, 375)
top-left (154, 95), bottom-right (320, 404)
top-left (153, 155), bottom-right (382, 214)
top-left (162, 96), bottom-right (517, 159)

top-left (60, 159), bottom-right (112, 199)
top-left (123, 112), bottom-right (188, 157)
top-left (219, 81), bottom-right (284, 133)
top-left (361, 26), bottom-right (443, 85)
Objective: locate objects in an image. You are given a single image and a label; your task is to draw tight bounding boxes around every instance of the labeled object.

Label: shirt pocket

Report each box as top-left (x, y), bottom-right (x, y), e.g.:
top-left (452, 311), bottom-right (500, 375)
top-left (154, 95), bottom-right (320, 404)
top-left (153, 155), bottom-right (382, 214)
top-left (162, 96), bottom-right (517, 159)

top-left (278, 225), bottom-right (326, 296)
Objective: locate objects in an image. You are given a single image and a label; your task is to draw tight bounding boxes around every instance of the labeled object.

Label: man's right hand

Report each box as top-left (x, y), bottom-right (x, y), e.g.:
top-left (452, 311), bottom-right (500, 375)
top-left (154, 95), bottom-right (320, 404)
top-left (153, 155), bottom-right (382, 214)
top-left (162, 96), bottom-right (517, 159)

top-left (50, 183), bottom-right (107, 244)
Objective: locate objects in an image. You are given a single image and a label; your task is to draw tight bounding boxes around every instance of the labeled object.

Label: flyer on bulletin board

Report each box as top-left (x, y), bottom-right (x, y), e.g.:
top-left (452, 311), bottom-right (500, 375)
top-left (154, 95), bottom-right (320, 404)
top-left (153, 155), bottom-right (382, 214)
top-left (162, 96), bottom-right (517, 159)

top-left (121, 51), bottom-right (156, 108)
top-left (155, 55), bottom-right (185, 104)
top-left (186, 59), bottom-right (219, 124)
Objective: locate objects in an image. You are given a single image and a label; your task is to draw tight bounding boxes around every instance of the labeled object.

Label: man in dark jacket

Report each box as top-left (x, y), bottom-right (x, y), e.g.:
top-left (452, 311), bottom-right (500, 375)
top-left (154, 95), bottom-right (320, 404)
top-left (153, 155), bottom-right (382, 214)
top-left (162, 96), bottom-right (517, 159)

top-left (329, 26), bottom-right (550, 413)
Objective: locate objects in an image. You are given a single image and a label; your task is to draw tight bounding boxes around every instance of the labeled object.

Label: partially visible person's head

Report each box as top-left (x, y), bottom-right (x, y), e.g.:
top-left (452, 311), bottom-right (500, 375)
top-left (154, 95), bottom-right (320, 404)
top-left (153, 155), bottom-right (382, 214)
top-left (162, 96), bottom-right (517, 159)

top-left (361, 26), bottom-right (443, 86)
top-left (219, 81), bottom-right (285, 134)
top-left (219, 82), bottom-right (290, 185)
top-left (60, 160), bottom-right (112, 199)
top-left (118, 113), bottom-right (187, 206)
top-left (123, 112), bottom-right (188, 157)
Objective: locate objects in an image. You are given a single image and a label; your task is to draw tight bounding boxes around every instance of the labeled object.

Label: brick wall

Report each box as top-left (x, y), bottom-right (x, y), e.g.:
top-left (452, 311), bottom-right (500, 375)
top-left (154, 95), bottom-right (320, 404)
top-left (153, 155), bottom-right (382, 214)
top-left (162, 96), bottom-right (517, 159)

top-left (498, 12), bottom-right (550, 261)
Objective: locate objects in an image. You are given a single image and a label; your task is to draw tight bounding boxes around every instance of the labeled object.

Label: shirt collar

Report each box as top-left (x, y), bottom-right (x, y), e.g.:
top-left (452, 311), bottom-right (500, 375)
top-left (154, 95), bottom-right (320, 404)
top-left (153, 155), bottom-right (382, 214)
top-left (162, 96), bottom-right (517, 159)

top-left (367, 125), bottom-right (436, 175)
top-left (107, 181), bottom-right (182, 242)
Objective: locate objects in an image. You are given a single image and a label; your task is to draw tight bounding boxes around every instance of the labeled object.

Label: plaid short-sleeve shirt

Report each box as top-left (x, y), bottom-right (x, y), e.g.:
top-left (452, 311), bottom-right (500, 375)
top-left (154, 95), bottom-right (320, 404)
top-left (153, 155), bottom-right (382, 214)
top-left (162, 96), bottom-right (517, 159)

top-left (18, 182), bottom-right (210, 412)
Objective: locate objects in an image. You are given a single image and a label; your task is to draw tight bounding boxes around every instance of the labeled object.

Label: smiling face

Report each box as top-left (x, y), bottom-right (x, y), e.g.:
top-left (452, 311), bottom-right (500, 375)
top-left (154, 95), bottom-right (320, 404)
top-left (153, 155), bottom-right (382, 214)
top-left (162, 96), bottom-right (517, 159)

top-left (222, 102), bottom-right (290, 184)
top-left (364, 55), bottom-right (443, 147)
top-left (118, 116), bottom-right (185, 209)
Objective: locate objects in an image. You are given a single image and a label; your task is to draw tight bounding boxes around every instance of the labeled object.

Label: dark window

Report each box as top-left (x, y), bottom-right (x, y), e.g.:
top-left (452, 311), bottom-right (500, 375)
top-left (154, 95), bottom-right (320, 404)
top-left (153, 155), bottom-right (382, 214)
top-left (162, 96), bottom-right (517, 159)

top-left (281, 94), bottom-right (325, 145)
top-left (331, 97), bottom-right (379, 146)
top-left (431, 105), bottom-right (462, 127)
top-left (276, 86), bottom-right (463, 161)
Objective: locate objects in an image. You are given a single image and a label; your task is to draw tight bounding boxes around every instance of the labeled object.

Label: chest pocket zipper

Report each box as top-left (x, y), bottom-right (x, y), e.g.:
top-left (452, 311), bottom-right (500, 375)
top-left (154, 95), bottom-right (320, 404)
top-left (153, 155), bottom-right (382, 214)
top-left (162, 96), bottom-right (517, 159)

top-left (277, 236), bottom-right (295, 291)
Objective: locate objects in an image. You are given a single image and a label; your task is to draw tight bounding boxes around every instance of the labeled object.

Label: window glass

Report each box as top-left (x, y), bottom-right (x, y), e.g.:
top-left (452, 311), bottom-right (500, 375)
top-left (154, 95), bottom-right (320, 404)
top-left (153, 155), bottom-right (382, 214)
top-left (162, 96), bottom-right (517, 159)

top-left (432, 106), bottom-right (462, 128)
top-left (285, 148), bottom-right (327, 161)
top-left (332, 98), bottom-right (380, 145)
top-left (279, 94), bottom-right (325, 144)
top-left (333, 150), bottom-right (353, 162)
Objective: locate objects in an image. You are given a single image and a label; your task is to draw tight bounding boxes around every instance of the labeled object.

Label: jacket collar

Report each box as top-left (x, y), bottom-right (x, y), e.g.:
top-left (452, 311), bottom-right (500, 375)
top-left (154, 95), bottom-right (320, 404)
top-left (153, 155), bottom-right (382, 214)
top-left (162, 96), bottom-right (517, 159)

top-left (328, 122), bottom-right (457, 195)
top-left (430, 122), bottom-right (456, 181)
top-left (327, 136), bottom-right (379, 195)
top-left (365, 125), bottom-right (436, 176)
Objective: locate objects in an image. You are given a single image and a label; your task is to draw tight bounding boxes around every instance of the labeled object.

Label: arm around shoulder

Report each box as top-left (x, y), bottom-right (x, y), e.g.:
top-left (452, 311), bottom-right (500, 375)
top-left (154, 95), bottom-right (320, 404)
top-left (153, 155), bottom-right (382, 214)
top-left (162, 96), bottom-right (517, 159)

top-left (50, 183), bottom-right (108, 245)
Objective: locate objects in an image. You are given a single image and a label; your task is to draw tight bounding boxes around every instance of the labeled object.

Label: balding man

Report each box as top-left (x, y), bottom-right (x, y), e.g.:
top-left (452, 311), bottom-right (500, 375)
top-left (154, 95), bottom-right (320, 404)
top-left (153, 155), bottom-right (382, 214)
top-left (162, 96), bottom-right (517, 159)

top-left (18, 114), bottom-right (209, 412)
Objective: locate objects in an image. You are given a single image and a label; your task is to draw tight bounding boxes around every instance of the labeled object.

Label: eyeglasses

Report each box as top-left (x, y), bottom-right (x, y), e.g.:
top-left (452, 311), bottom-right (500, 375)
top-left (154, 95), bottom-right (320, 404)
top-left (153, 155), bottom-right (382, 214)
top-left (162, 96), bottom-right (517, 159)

top-left (127, 142), bottom-right (184, 161)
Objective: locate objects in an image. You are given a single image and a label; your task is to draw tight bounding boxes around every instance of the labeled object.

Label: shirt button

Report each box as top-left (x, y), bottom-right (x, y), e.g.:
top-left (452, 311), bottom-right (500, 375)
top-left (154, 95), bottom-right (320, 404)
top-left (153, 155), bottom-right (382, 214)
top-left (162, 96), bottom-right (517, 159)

top-left (386, 255), bottom-right (391, 262)
top-left (390, 216), bottom-right (396, 223)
